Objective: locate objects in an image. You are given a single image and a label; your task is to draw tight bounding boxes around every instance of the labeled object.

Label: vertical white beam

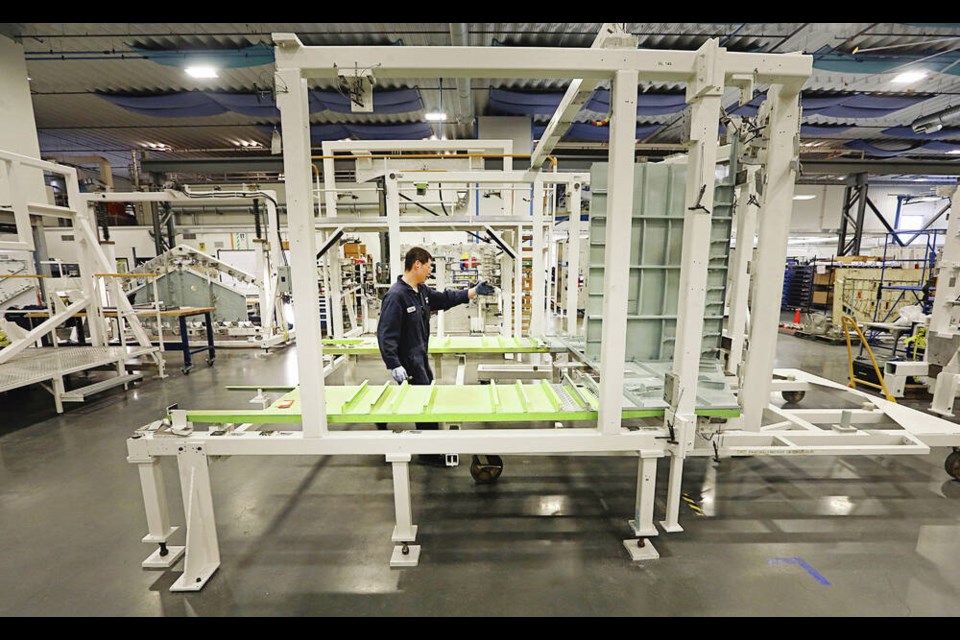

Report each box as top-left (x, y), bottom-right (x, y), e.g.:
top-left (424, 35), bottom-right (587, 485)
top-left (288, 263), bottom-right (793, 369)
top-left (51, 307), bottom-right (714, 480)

top-left (530, 176), bottom-right (546, 337)
top-left (319, 142), bottom-right (344, 338)
top-left (630, 455), bottom-right (659, 536)
top-left (436, 255), bottom-right (446, 337)
top-left (740, 84), bottom-right (802, 431)
top-left (928, 185), bottom-right (960, 337)
top-left (384, 175), bottom-right (404, 284)
top-left (596, 68), bottom-right (639, 435)
top-left (276, 67), bottom-right (327, 436)
top-left (566, 182), bottom-right (582, 336)
top-left (514, 225), bottom-right (524, 338)
top-left (387, 454), bottom-right (417, 541)
top-left (725, 166), bottom-right (759, 376)
top-left (500, 229), bottom-right (514, 338)
top-left (662, 39), bottom-right (725, 533)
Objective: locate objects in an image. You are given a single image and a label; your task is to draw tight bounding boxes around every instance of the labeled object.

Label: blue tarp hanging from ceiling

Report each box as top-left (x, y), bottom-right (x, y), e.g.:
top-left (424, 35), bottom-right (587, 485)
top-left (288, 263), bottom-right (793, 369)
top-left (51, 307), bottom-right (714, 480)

top-left (729, 92), bottom-right (930, 118)
top-left (799, 124), bottom-right (853, 135)
top-left (130, 43), bottom-right (275, 68)
top-left (532, 122), bottom-right (662, 142)
top-left (488, 88), bottom-right (687, 118)
top-left (882, 126), bottom-right (960, 140)
top-left (98, 88), bottom-right (424, 118)
top-left (261, 123), bottom-right (436, 142)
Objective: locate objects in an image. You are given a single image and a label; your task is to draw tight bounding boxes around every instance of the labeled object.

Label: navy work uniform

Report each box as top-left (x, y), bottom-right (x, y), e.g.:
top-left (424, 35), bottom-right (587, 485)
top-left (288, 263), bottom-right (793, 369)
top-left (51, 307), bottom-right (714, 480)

top-left (377, 276), bottom-right (470, 387)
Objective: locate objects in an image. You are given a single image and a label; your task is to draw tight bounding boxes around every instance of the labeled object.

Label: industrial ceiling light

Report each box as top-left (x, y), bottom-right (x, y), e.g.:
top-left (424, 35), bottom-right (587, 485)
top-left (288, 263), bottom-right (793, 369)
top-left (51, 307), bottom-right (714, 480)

top-left (185, 65), bottom-right (219, 79)
top-left (947, 149), bottom-right (960, 155)
top-left (425, 112), bottom-right (448, 122)
top-left (892, 70), bottom-right (928, 84)
top-left (793, 194), bottom-right (817, 201)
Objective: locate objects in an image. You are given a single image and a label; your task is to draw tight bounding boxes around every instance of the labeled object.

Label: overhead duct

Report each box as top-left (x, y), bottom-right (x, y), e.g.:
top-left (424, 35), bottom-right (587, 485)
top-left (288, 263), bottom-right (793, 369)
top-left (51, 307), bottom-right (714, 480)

top-left (449, 23), bottom-right (475, 135)
top-left (911, 104), bottom-right (960, 134)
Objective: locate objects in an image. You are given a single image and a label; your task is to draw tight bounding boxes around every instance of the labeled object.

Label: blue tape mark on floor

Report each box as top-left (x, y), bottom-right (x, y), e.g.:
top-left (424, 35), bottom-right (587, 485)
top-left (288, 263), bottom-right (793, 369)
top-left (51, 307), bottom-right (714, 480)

top-left (769, 557), bottom-right (831, 585)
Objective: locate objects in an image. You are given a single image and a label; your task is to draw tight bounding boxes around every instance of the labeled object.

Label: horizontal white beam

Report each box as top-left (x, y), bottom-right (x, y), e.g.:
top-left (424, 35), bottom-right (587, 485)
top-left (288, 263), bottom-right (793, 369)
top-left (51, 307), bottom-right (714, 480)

top-left (322, 139), bottom-right (513, 154)
top-left (274, 38), bottom-right (811, 85)
top-left (131, 428), bottom-right (666, 457)
top-left (396, 171), bottom-right (588, 184)
top-left (314, 215), bottom-right (534, 230)
top-left (0, 148), bottom-right (78, 176)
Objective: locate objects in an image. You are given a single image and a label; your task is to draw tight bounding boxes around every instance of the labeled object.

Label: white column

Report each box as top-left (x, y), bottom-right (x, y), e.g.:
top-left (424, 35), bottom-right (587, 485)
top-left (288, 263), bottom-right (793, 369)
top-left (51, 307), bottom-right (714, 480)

top-left (384, 175), bottom-right (404, 283)
top-left (436, 256), bottom-right (446, 337)
top-left (662, 39), bottom-right (725, 532)
top-left (276, 67), bottom-right (327, 436)
top-left (740, 84), bottom-right (802, 431)
top-left (596, 69), bottom-right (639, 435)
top-left (514, 225), bottom-right (524, 338)
top-left (0, 38), bottom-right (46, 204)
top-left (724, 166), bottom-right (759, 376)
top-left (566, 182), bottom-right (583, 336)
top-left (530, 176), bottom-right (546, 337)
top-left (500, 229), bottom-right (514, 338)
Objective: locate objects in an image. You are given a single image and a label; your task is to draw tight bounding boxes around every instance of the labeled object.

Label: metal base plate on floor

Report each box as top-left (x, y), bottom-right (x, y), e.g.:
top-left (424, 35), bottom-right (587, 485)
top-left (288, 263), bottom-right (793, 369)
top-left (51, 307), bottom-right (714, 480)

top-left (623, 539), bottom-right (660, 561)
top-left (390, 544), bottom-right (421, 567)
top-left (142, 545), bottom-right (185, 569)
top-left (391, 524), bottom-right (418, 542)
top-left (659, 520), bottom-right (684, 533)
top-left (170, 564), bottom-right (219, 592)
top-left (628, 519), bottom-right (659, 538)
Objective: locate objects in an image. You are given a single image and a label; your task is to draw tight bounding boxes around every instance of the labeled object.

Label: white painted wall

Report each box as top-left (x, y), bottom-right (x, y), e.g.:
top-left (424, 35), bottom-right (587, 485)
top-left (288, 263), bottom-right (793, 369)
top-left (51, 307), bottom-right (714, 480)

top-left (0, 37), bottom-right (46, 205)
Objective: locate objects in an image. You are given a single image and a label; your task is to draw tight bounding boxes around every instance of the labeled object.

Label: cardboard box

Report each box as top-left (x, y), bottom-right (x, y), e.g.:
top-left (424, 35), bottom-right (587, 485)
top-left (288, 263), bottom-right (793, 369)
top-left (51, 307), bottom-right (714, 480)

top-left (813, 271), bottom-right (834, 285)
top-left (343, 243), bottom-right (366, 257)
top-left (812, 291), bottom-right (831, 305)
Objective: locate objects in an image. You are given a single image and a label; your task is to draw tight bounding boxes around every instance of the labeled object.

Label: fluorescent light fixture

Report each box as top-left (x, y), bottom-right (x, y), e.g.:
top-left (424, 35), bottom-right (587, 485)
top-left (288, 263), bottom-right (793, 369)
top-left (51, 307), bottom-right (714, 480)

top-left (185, 65), bottom-right (219, 79)
top-left (424, 112), bottom-right (447, 122)
top-left (947, 149), bottom-right (960, 155)
top-left (793, 194), bottom-right (817, 201)
top-left (892, 70), bottom-right (927, 84)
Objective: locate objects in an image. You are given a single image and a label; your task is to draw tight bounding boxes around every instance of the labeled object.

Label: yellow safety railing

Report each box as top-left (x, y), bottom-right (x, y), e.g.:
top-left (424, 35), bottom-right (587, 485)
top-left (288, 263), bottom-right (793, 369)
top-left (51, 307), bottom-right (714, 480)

top-left (840, 314), bottom-right (896, 402)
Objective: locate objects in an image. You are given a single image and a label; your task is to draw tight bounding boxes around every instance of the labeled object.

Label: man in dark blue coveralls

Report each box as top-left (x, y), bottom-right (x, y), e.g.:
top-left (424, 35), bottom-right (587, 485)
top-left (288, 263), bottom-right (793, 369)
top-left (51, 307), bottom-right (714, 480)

top-left (377, 246), bottom-right (495, 465)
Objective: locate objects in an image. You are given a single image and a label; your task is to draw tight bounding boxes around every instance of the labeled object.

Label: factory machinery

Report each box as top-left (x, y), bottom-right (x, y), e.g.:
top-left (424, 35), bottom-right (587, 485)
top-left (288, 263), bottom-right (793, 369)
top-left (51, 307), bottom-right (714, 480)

top-left (79, 188), bottom-right (294, 351)
top-left (125, 28), bottom-right (960, 592)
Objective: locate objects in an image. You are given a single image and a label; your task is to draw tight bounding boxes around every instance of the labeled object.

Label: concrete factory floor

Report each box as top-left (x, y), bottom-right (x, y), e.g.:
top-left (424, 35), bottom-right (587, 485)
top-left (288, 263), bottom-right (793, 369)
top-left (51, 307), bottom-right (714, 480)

top-left (1, 307), bottom-right (959, 616)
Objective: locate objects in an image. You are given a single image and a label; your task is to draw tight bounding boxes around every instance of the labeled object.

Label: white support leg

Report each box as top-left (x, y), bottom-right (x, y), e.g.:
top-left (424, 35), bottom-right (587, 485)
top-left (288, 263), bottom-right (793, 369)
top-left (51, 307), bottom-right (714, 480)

top-left (514, 225), bottom-right (523, 339)
top-left (596, 69), bottom-right (639, 435)
top-left (930, 371), bottom-right (960, 417)
top-left (725, 166), bottom-right (759, 376)
top-left (624, 455), bottom-right (661, 561)
top-left (740, 84), bottom-right (802, 431)
top-left (387, 453), bottom-right (420, 567)
top-left (52, 375), bottom-right (64, 414)
top-left (171, 444), bottom-right (220, 592)
top-left (660, 449), bottom-right (687, 533)
top-left (132, 457), bottom-right (184, 569)
top-left (276, 66), bottom-right (327, 437)
top-left (566, 183), bottom-right (582, 336)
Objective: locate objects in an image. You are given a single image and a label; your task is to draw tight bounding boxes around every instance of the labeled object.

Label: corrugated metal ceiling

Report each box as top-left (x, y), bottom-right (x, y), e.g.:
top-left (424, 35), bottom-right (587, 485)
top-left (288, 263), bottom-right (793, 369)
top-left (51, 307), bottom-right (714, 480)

top-left (8, 22), bottom-right (960, 176)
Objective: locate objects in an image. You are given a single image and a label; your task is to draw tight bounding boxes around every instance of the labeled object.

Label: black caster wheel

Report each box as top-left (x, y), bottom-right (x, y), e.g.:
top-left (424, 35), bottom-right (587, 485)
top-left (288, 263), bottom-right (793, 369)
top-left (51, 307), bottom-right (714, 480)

top-left (945, 450), bottom-right (960, 481)
top-left (470, 454), bottom-right (503, 484)
top-left (206, 358), bottom-right (216, 366)
top-left (781, 390), bottom-right (805, 404)
top-left (181, 366), bottom-right (192, 375)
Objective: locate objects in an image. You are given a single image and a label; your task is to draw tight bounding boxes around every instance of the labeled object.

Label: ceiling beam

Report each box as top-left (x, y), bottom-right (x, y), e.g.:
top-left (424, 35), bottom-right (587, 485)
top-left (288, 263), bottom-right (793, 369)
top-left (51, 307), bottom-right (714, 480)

top-left (140, 157), bottom-right (284, 174)
top-left (802, 159), bottom-right (960, 176)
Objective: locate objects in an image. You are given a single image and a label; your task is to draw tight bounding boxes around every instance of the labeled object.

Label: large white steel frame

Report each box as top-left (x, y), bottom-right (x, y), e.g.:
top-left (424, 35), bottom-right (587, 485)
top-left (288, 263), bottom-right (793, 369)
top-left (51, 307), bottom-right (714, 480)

top-left (79, 189), bottom-right (293, 350)
top-left (0, 149), bottom-right (164, 409)
top-left (126, 36), bottom-right (960, 592)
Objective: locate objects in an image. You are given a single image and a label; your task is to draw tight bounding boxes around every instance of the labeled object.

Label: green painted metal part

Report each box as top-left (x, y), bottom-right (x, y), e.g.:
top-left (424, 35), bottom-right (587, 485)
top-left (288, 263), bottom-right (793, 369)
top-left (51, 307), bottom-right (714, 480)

top-left (319, 335), bottom-right (554, 355)
top-left (186, 384), bottom-right (740, 424)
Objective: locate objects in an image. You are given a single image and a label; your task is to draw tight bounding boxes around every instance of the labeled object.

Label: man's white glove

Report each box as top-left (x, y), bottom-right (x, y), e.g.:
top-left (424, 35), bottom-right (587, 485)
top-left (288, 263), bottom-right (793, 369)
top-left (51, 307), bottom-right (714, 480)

top-left (391, 366), bottom-right (409, 384)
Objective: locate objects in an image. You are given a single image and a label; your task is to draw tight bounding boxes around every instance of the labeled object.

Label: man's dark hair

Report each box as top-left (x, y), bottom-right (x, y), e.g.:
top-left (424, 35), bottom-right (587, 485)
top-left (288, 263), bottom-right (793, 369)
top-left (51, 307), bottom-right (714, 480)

top-left (404, 246), bottom-right (433, 271)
